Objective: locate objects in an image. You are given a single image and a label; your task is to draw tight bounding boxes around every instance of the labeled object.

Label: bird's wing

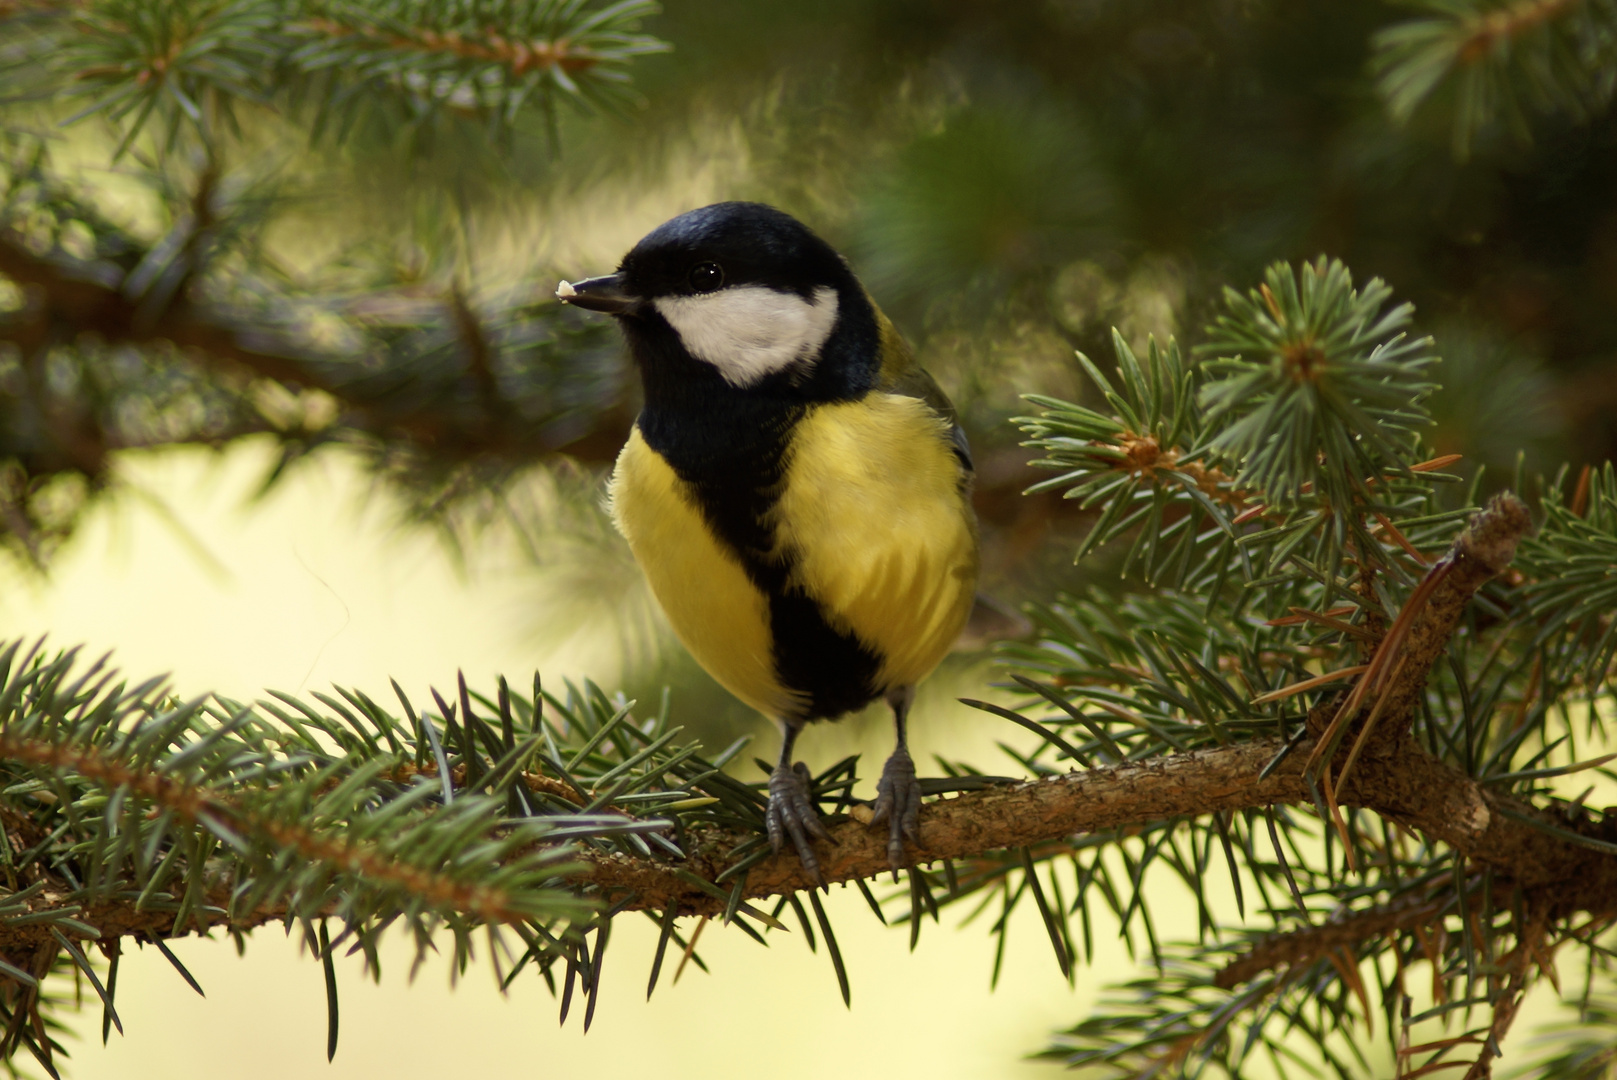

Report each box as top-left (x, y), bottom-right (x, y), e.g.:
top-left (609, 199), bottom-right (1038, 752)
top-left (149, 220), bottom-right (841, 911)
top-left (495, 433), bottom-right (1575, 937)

top-left (872, 308), bottom-right (974, 473)
top-left (776, 391), bottom-right (979, 693)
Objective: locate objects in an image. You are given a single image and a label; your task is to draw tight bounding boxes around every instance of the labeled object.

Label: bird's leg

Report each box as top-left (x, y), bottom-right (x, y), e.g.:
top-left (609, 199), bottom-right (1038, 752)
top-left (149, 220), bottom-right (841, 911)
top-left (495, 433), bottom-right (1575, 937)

top-left (766, 721), bottom-right (831, 888)
top-left (870, 685), bottom-right (922, 877)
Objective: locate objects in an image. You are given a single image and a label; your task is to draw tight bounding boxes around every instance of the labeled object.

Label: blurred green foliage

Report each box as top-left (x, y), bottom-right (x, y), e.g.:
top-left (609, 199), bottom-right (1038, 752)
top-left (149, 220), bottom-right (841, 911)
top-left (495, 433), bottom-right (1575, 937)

top-left (619, 0), bottom-right (1609, 469)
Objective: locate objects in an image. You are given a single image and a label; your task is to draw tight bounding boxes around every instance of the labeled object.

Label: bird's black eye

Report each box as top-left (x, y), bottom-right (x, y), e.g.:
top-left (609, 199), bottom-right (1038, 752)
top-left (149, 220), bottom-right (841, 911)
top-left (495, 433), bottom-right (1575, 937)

top-left (689, 262), bottom-right (724, 293)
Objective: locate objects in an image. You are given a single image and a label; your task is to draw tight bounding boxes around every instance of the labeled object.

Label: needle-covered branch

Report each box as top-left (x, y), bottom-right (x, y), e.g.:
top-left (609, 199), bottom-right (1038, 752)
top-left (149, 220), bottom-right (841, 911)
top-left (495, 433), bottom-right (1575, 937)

top-left (2, 641), bottom-right (1612, 980)
top-left (19, 0), bottom-right (669, 150)
top-left (1371, 0), bottom-right (1617, 155)
top-left (1004, 277), bottom-right (1617, 1075)
top-left (1302, 492), bottom-right (1532, 785)
top-left (0, 0), bottom-right (668, 560)
top-left (0, 226), bottom-right (628, 462)
top-left (574, 734), bottom-right (1617, 919)
top-left (0, 152), bottom-right (632, 562)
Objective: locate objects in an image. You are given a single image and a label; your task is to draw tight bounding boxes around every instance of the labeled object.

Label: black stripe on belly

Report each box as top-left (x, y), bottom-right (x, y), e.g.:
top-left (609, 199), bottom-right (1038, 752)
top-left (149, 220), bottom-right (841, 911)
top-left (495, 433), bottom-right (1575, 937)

top-left (769, 587), bottom-right (883, 721)
top-left (636, 391), bottom-right (883, 722)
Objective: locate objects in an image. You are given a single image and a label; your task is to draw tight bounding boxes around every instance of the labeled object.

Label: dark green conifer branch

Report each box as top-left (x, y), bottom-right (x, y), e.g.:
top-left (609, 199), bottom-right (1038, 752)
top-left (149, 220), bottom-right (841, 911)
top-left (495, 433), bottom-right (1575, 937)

top-left (962, 260), bottom-right (1617, 1077)
top-left (287, 0), bottom-right (670, 139)
top-left (0, 0), bottom-right (668, 565)
top-left (1372, 0), bottom-right (1617, 156)
top-left (1019, 260), bottom-right (1461, 608)
top-left (0, 132), bottom-right (628, 564)
top-left (22, 0), bottom-right (667, 152)
top-left (1517, 462), bottom-right (1617, 694)
top-left (0, 636), bottom-right (785, 1070)
top-left (1197, 258), bottom-right (1439, 515)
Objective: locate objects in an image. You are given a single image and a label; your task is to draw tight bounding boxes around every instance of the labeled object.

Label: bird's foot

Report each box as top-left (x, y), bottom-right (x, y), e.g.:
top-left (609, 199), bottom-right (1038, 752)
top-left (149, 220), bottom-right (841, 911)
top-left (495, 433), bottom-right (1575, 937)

top-left (869, 743), bottom-right (922, 877)
top-left (767, 760), bottom-right (831, 887)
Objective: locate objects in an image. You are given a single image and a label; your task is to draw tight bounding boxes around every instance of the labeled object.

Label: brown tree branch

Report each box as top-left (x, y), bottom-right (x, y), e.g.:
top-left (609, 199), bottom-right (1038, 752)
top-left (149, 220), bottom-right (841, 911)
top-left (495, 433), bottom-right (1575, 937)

top-left (579, 739), bottom-right (1306, 913)
top-left (1308, 493), bottom-right (1532, 793)
top-left (0, 717), bottom-right (1612, 965)
top-left (569, 731), bottom-right (1617, 919)
top-left (1370, 492), bottom-right (1532, 743)
top-left (0, 229), bottom-right (628, 464)
top-left (0, 230), bottom-right (338, 391)
top-left (299, 16), bottom-right (604, 76)
top-left (1214, 894), bottom-right (1449, 991)
top-left (1344, 745), bottom-right (1617, 913)
top-left (1457, 0), bottom-right (1580, 64)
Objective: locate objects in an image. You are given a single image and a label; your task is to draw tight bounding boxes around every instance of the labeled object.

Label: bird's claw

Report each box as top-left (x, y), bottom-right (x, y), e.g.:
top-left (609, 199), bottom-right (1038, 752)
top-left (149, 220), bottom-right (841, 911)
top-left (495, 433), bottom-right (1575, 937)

top-left (767, 760), bottom-right (831, 888)
top-left (870, 744), bottom-right (922, 878)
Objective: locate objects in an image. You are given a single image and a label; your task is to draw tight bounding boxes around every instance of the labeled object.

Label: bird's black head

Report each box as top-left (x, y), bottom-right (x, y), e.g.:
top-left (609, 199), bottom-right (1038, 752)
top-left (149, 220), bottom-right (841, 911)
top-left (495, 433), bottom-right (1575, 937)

top-left (558, 202), bottom-right (880, 403)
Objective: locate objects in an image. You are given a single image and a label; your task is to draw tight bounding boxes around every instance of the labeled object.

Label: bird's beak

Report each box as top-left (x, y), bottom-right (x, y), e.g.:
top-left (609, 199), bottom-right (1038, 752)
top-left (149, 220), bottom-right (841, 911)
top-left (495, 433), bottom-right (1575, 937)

top-left (556, 273), bottom-right (639, 315)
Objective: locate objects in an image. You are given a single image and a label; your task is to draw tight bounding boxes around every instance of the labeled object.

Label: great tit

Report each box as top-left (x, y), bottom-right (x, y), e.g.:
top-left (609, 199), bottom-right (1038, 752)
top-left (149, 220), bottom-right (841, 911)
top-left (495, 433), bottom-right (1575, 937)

top-left (557, 202), bottom-right (979, 883)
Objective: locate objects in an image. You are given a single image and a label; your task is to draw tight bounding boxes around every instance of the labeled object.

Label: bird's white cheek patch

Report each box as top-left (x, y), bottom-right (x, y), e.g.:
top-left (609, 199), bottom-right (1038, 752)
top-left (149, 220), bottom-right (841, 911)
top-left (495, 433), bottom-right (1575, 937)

top-left (654, 285), bottom-right (839, 387)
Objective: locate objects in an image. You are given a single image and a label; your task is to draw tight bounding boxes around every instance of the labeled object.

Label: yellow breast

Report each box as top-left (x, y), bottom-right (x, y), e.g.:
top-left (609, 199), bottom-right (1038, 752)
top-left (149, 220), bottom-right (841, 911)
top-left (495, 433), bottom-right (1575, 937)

top-left (609, 395), bottom-right (978, 722)
top-left (608, 430), bottom-right (803, 720)
top-left (773, 393), bottom-right (979, 691)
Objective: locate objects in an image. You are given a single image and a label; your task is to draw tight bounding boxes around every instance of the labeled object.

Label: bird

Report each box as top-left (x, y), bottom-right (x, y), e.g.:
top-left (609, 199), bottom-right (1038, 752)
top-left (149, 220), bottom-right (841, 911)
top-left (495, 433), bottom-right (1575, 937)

top-left (556, 201), bottom-right (979, 885)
